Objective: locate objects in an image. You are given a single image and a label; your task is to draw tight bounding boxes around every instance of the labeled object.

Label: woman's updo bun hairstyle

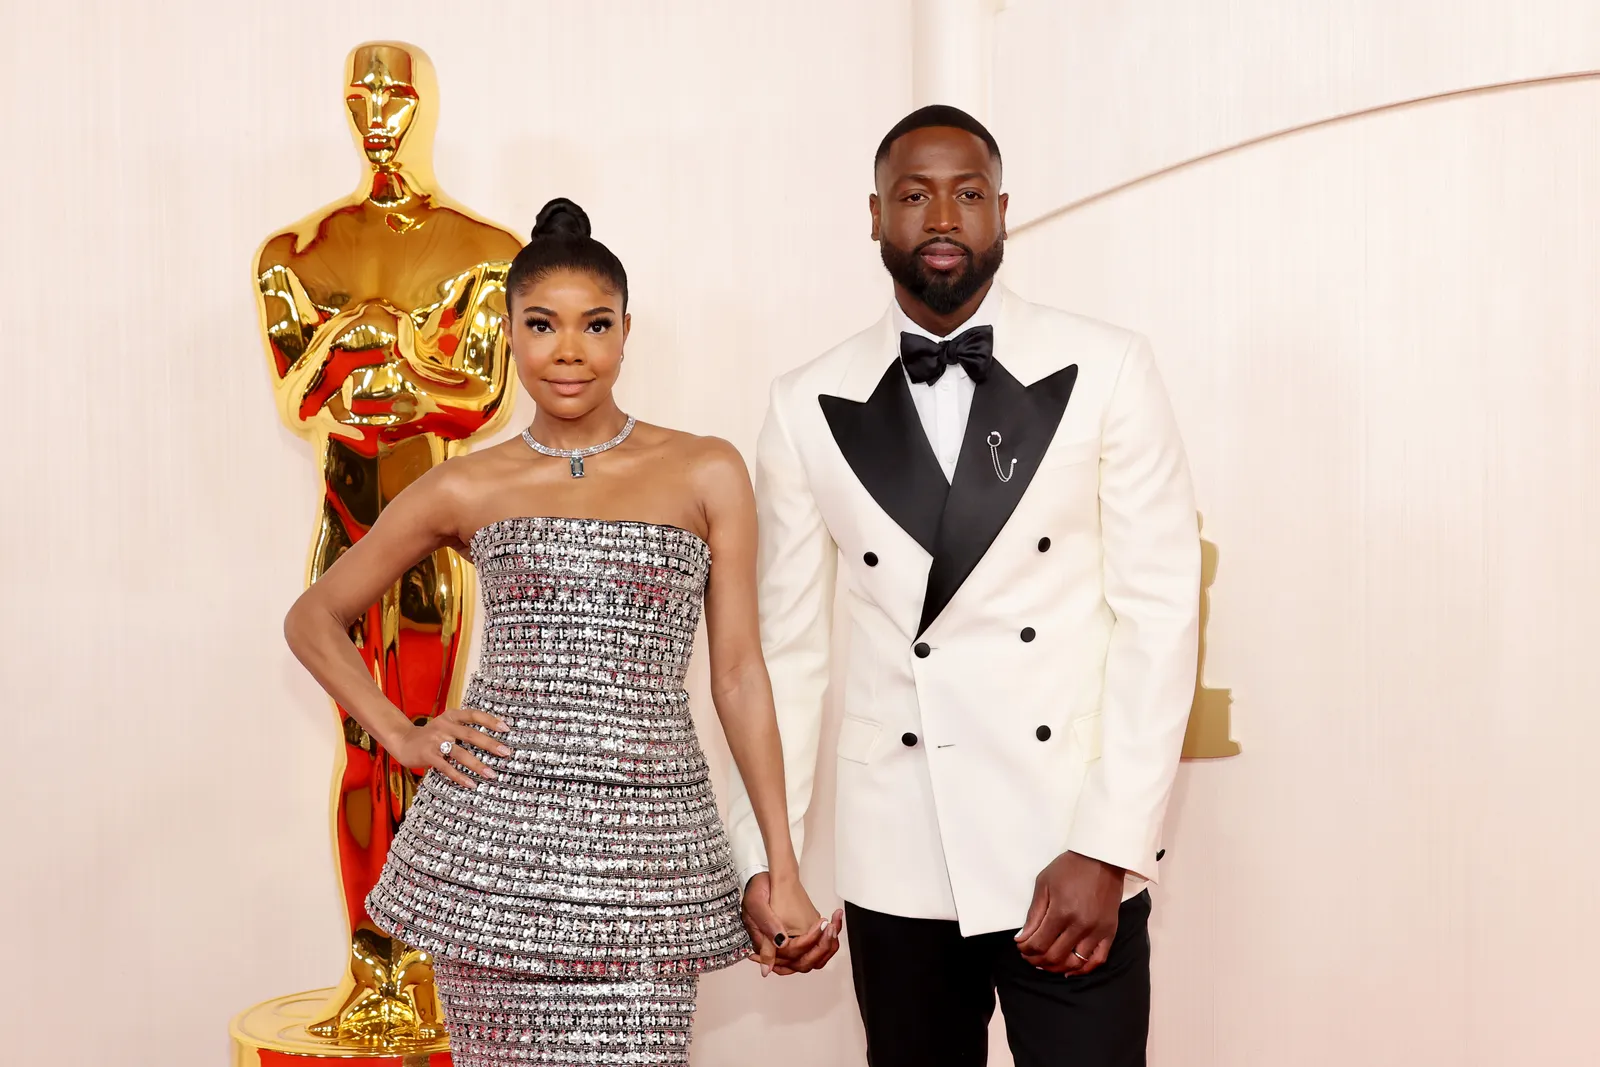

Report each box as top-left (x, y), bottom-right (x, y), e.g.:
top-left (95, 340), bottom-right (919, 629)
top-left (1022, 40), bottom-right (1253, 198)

top-left (530, 197), bottom-right (591, 239)
top-left (506, 197), bottom-right (628, 313)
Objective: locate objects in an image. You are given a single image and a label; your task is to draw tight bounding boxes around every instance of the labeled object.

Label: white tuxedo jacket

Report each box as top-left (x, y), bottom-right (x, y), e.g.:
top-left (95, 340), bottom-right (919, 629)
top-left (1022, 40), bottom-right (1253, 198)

top-left (727, 287), bottom-right (1200, 936)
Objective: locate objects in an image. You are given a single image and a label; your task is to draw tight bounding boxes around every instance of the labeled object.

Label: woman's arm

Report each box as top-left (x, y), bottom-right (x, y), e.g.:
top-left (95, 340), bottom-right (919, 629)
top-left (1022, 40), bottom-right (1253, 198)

top-left (696, 438), bottom-right (802, 882)
top-left (694, 437), bottom-right (842, 974)
top-left (722, 382), bottom-right (837, 893)
top-left (282, 459), bottom-right (508, 784)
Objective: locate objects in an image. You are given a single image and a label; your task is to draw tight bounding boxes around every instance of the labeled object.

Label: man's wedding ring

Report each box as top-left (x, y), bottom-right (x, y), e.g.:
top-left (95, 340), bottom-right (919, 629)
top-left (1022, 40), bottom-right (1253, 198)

top-left (1071, 949), bottom-right (1090, 962)
top-left (439, 740), bottom-right (454, 758)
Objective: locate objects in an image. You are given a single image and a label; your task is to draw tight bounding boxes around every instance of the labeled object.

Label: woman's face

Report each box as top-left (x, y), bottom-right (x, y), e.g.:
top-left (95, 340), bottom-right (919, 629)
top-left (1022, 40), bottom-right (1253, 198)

top-left (508, 269), bottom-right (630, 419)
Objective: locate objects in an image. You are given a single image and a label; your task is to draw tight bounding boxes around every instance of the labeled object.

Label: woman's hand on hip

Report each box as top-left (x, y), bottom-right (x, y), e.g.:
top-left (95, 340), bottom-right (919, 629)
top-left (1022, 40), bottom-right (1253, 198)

top-left (389, 706), bottom-right (512, 789)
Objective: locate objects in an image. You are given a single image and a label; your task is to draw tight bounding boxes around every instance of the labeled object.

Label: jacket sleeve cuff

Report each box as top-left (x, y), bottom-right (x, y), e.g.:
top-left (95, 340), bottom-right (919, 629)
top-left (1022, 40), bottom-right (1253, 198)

top-left (732, 832), bottom-right (771, 890)
top-left (736, 864), bottom-right (770, 895)
top-left (1066, 814), bottom-right (1163, 884)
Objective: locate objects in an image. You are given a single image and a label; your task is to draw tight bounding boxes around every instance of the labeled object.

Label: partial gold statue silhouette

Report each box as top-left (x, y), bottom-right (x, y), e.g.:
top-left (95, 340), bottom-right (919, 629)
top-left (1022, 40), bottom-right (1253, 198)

top-left (231, 40), bottom-right (519, 1064)
top-left (1182, 512), bottom-right (1240, 759)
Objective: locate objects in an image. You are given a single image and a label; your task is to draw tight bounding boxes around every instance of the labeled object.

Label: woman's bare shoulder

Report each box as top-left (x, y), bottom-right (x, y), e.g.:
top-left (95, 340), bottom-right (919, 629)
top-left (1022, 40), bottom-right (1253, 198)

top-left (639, 426), bottom-right (749, 486)
top-left (410, 437), bottom-right (530, 524)
top-left (436, 436), bottom-right (528, 484)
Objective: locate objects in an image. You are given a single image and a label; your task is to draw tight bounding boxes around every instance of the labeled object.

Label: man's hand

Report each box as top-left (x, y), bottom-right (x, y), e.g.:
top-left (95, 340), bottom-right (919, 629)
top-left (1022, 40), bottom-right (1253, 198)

top-left (1014, 851), bottom-right (1125, 975)
top-left (741, 872), bottom-right (844, 977)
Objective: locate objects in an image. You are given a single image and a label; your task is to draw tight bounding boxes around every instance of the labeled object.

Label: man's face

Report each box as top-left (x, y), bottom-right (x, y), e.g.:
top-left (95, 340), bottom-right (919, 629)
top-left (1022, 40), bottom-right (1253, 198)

top-left (871, 126), bottom-right (1007, 317)
top-left (345, 46), bottom-right (419, 165)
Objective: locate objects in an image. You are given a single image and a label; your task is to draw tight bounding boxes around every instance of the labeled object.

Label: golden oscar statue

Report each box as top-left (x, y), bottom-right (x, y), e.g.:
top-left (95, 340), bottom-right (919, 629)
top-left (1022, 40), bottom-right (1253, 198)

top-left (230, 41), bottom-right (520, 1066)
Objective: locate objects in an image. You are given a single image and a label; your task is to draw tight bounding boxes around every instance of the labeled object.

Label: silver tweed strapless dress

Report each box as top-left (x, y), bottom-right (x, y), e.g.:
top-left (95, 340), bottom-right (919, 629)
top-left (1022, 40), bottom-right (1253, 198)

top-left (367, 516), bottom-right (752, 1065)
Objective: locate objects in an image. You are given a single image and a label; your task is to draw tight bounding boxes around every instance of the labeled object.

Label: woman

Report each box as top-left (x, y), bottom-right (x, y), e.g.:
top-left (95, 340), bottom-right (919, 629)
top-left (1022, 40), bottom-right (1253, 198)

top-left (284, 198), bottom-right (843, 1065)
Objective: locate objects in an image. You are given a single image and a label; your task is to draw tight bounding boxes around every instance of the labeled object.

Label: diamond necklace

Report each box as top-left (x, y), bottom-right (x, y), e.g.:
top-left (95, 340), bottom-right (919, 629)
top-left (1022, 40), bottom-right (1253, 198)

top-left (520, 415), bottom-right (637, 478)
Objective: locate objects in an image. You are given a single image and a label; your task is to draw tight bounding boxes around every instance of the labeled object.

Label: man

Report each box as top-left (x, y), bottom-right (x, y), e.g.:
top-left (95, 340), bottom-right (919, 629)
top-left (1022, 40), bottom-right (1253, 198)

top-left (730, 105), bottom-right (1200, 1065)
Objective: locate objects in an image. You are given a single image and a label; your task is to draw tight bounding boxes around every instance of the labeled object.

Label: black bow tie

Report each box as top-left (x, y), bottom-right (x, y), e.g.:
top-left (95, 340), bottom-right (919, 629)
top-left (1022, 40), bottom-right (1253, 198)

top-left (900, 325), bottom-right (995, 385)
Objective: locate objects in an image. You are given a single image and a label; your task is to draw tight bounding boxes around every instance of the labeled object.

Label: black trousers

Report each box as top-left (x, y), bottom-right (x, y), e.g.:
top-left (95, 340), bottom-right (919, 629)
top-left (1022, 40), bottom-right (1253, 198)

top-left (845, 892), bottom-right (1151, 1067)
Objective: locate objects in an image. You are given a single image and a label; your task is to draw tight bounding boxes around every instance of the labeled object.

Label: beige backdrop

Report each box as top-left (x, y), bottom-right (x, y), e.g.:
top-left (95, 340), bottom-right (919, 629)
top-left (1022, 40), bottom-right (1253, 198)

top-left (2, 2), bottom-right (1597, 1066)
top-left (995, 3), bottom-right (1600, 1064)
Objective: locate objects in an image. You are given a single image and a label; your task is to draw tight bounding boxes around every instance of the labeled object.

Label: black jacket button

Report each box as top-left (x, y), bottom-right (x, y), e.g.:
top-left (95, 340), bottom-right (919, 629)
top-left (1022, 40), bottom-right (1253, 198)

top-left (1036, 725), bottom-right (1052, 742)
top-left (914, 642), bottom-right (930, 658)
top-left (1020, 627), bottom-right (1036, 642)
top-left (1038, 537), bottom-right (1051, 552)
top-left (1156, 849), bottom-right (1166, 862)
top-left (863, 552), bottom-right (878, 566)
top-left (902, 732), bottom-right (919, 747)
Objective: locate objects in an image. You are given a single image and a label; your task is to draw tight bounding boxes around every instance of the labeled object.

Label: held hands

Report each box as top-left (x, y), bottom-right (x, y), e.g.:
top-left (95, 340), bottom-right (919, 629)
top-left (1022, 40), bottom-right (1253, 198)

top-left (1014, 851), bottom-right (1125, 975)
top-left (741, 872), bottom-right (845, 977)
top-left (388, 706), bottom-right (513, 789)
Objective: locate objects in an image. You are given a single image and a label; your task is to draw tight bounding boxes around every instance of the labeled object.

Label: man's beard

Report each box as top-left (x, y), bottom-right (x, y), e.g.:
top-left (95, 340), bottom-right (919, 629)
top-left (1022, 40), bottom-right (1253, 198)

top-left (880, 234), bottom-right (1005, 316)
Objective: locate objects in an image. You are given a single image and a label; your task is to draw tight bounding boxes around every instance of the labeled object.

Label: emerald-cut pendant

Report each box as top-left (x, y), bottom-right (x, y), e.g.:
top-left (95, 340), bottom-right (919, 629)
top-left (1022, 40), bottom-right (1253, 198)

top-left (570, 455), bottom-right (585, 478)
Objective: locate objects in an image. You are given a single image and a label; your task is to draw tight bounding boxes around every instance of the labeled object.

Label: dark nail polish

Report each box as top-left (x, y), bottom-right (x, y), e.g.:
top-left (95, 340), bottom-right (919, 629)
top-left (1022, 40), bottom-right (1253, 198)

top-left (774, 933), bottom-right (787, 947)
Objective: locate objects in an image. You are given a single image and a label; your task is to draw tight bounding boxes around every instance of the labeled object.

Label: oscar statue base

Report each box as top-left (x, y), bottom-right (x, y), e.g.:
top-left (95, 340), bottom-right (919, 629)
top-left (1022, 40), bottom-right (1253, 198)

top-left (231, 989), bottom-right (452, 1066)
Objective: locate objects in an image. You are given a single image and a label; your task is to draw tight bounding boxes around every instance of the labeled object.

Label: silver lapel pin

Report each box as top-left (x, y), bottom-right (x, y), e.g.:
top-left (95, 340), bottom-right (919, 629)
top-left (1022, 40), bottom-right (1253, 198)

top-left (987, 431), bottom-right (1017, 483)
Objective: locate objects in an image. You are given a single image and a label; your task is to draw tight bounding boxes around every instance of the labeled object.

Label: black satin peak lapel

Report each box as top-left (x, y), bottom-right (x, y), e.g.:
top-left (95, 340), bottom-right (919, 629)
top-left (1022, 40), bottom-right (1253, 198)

top-left (918, 361), bottom-right (1079, 636)
top-left (819, 362), bottom-right (949, 555)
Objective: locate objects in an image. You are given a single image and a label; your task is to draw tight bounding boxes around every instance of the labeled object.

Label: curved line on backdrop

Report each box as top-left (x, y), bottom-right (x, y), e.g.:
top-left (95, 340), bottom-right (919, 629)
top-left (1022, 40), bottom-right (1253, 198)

top-left (1008, 69), bottom-right (1600, 236)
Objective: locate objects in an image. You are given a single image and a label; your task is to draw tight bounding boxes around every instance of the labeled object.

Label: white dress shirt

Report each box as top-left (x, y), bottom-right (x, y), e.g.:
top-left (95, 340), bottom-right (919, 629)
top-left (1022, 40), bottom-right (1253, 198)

top-left (895, 284), bottom-right (1002, 481)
